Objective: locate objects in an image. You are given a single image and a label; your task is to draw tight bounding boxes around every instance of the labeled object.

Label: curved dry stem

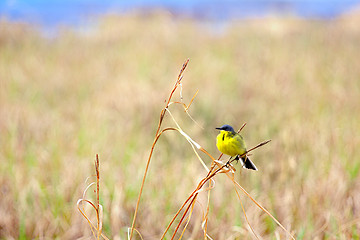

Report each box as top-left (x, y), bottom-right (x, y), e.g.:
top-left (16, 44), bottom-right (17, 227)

top-left (129, 127), bottom-right (177, 239)
top-left (127, 228), bottom-right (144, 240)
top-left (170, 165), bottom-right (226, 239)
top-left (170, 193), bottom-right (199, 240)
top-left (169, 88), bottom-right (203, 129)
top-left (77, 199), bottom-right (97, 227)
top-left (179, 197), bottom-right (197, 240)
top-left (82, 182), bottom-right (96, 202)
top-left (77, 155), bottom-right (105, 240)
top-left (164, 167), bottom-right (224, 239)
top-left (77, 199), bottom-right (109, 240)
top-left (168, 101), bottom-right (203, 130)
top-left (129, 59), bottom-right (189, 240)
top-left (202, 181), bottom-right (212, 240)
top-left (95, 155), bottom-right (101, 240)
top-left (128, 59), bottom-right (291, 240)
top-left (161, 172), bottom-right (216, 239)
top-left (165, 108), bottom-right (208, 171)
top-left (167, 137), bottom-right (292, 240)
top-left (232, 182), bottom-right (260, 240)
top-left (209, 140), bottom-right (294, 239)
top-left (160, 186), bottom-right (201, 239)
top-left (231, 178), bottom-right (295, 240)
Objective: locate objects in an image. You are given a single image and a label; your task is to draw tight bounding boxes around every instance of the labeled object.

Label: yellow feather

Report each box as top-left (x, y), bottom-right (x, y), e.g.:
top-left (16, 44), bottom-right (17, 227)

top-left (216, 130), bottom-right (247, 157)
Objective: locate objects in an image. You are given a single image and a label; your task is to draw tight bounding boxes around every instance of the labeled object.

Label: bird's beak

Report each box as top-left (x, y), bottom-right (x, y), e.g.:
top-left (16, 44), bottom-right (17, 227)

top-left (215, 127), bottom-right (222, 130)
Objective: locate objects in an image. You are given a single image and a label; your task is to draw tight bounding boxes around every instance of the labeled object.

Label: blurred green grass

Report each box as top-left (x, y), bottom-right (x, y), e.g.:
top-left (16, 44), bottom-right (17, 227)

top-left (0, 13), bottom-right (360, 239)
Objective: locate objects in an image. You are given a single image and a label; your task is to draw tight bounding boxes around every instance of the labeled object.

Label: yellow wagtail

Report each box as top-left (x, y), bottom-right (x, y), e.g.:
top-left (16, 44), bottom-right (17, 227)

top-left (216, 124), bottom-right (258, 171)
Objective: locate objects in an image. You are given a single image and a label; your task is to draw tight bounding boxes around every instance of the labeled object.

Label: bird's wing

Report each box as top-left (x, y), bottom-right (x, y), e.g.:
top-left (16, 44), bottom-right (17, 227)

top-left (233, 133), bottom-right (247, 155)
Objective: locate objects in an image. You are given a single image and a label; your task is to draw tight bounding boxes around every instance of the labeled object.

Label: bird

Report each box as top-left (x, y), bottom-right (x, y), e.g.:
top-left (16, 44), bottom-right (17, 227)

top-left (216, 124), bottom-right (258, 171)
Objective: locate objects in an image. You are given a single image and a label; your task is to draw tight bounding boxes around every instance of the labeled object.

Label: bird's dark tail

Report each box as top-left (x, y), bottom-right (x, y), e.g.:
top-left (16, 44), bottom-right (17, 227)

top-left (238, 156), bottom-right (258, 171)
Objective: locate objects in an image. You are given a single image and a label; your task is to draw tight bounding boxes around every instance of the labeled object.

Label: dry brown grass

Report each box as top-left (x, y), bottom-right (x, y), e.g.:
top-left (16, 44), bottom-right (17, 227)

top-left (1, 12), bottom-right (360, 239)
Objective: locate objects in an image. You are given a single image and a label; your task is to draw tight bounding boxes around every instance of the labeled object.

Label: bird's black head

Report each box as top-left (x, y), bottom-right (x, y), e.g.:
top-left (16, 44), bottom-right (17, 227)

top-left (216, 124), bottom-right (235, 132)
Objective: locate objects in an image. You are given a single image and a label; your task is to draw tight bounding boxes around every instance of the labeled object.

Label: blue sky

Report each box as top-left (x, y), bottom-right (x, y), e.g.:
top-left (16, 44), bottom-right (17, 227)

top-left (1, 0), bottom-right (360, 27)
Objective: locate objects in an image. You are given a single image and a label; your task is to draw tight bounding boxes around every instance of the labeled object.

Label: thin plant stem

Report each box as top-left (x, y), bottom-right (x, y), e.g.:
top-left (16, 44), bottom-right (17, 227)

top-left (129, 59), bottom-right (189, 240)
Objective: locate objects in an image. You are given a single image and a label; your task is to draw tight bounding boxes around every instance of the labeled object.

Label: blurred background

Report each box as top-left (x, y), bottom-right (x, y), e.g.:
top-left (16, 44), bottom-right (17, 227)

top-left (1, 1), bottom-right (360, 239)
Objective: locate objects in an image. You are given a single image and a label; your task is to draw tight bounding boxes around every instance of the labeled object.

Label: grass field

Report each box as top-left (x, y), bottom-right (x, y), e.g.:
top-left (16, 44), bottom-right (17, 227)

top-left (1, 12), bottom-right (360, 239)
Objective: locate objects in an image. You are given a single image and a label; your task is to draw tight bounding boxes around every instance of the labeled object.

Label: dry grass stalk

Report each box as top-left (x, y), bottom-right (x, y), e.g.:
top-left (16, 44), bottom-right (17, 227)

top-left (80, 59), bottom-right (294, 240)
top-left (77, 154), bottom-right (108, 240)
top-left (129, 59), bottom-right (190, 239)
top-left (134, 59), bottom-right (294, 239)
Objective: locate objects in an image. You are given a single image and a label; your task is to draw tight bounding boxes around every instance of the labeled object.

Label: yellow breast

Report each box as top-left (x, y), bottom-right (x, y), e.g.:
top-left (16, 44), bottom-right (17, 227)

top-left (216, 131), bottom-right (247, 157)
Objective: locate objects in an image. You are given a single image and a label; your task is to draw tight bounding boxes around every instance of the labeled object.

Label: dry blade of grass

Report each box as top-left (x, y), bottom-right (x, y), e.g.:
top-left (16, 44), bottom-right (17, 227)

top-left (162, 137), bottom-right (293, 240)
top-left (76, 59), bottom-right (295, 240)
top-left (77, 154), bottom-right (109, 240)
top-left (129, 59), bottom-right (190, 240)
top-left (153, 83), bottom-right (293, 239)
top-left (154, 124), bottom-right (280, 238)
top-left (117, 59), bottom-right (293, 239)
